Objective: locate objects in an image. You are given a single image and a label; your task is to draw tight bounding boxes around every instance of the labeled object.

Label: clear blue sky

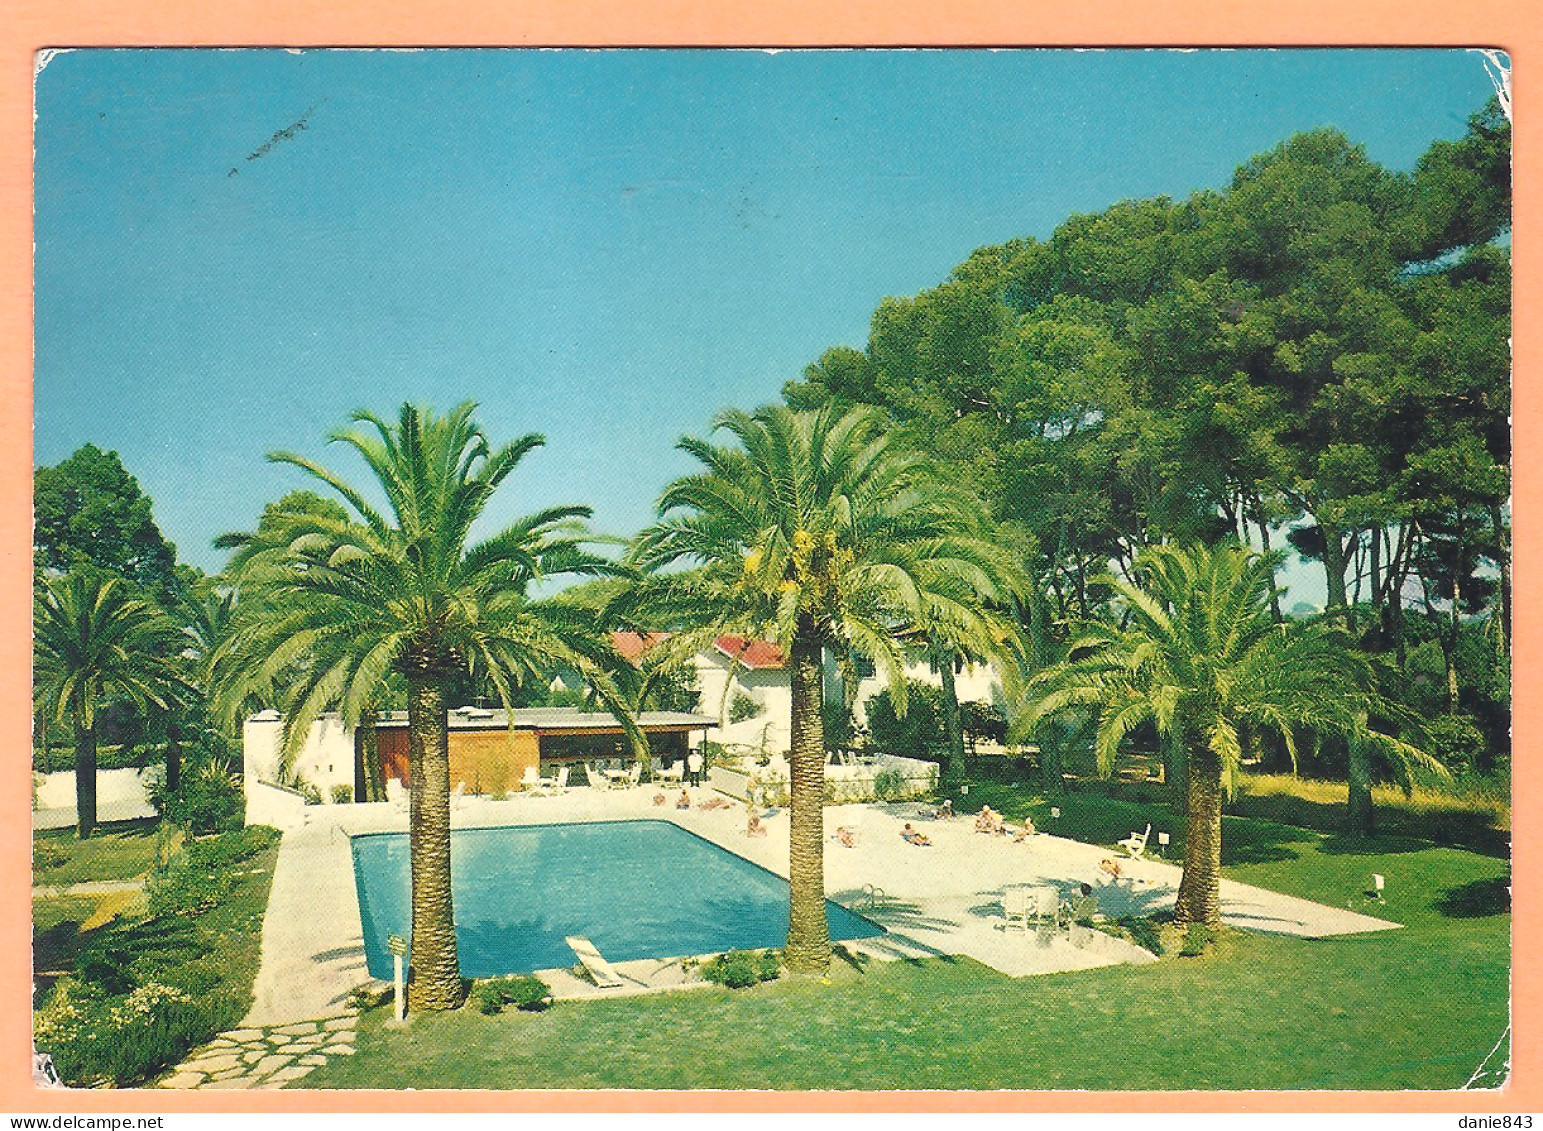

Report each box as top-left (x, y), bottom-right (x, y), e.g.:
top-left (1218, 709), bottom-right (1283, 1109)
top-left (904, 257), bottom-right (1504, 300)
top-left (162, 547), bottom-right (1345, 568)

top-left (34, 48), bottom-right (1499, 602)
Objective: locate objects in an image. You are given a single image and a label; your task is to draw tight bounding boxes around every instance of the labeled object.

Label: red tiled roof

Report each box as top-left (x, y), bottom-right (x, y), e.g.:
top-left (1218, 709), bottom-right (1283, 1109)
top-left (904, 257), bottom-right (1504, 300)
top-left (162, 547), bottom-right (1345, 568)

top-left (713, 635), bottom-right (786, 670)
top-left (609, 630), bottom-right (785, 670)
top-left (610, 631), bottom-right (670, 666)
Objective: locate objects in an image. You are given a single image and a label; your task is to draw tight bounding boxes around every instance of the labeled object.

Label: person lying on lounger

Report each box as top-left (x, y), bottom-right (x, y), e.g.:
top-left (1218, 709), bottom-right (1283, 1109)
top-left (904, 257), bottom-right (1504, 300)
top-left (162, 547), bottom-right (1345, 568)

top-left (901, 823), bottom-right (932, 846)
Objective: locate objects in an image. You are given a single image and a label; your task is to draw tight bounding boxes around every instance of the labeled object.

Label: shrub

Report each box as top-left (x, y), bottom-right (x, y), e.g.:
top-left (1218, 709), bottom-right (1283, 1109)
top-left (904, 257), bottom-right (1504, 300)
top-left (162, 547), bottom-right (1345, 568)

top-left (331, 782), bottom-right (354, 804)
top-left (729, 690), bottom-right (763, 724)
top-left (150, 759), bottom-right (244, 834)
top-left (1104, 915), bottom-right (1164, 956)
top-left (865, 680), bottom-right (947, 761)
top-left (701, 949), bottom-right (781, 989)
top-left (471, 974), bottom-right (553, 1014)
top-left (297, 778), bottom-right (324, 806)
top-left (872, 766), bottom-right (907, 801)
top-left (1180, 921), bottom-right (1212, 957)
top-left (35, 979), bottom-right (217, 1087)
top-left (146, 826), bottom-right (277, 919)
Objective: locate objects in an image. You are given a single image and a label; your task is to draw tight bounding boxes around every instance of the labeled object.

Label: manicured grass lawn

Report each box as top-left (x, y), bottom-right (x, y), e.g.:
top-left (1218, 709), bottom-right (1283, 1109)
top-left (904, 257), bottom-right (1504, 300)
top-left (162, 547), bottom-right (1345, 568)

top-left (304, 816), bottom-right (1508, 1091)
top-left (33, 817), bottom-right (170, 886)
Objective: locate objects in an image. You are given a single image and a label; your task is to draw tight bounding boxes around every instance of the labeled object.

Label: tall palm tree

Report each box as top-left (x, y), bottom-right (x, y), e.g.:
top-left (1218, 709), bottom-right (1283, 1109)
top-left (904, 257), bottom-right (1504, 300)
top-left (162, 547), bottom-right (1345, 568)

top-left (1021, 541), bottom-right (1437, 926)
top-left (34, 571), bottom-right (186, 838)
top-left (214, 402), bottom-right (635, 1010)
top-left (631, 404), bottom-right (1022, 973)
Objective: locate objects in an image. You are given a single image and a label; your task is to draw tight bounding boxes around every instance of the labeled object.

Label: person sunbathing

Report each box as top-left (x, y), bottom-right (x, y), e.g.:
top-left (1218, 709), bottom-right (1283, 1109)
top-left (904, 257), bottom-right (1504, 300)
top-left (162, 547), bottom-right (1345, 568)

top-left (1098, 857), bottom-right (1123, 881)
top-left (923, 799), bottom-right (954, 820)
top-left (675, 790), bottom-right (691, 809)
top-left (699, 795), bottom-right (732, 810)
top-left (653, 791), bottom-right (667, 806)
top-left (975, 805), bottom-right (1005, 834)
top-left (900, 823), bottom-right (932, 846)
top-left (1013, 817), bottom-right (1037, 842)
top-left (747, 809), bottom-right (768, 836)
top-left (833, 825), bottom-right (857, 848)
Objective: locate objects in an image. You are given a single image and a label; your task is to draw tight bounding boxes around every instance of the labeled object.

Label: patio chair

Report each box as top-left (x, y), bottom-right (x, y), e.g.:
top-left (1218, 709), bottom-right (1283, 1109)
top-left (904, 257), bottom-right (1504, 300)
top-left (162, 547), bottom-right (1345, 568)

top-left (521, 766), bottom-right (541, 793)
top-left (584, 764), bottom-right (607, 790)
top-left (1118, 823), bottom-right (1152, 859)
top-left (385, 777), bottom-right (408, 813)
top-left (999, 886), bottom-right (1033, 934)
top-left (657, 760), bottom-right (684, 784)
top-left (1028, 885), bottom-right (1061, 928)
top-left (626, 762), bottom-right (642, 787)
top-left (565, 935), bottom-right (624, 988)
top-left (451, 781), bottom-right (468, 809)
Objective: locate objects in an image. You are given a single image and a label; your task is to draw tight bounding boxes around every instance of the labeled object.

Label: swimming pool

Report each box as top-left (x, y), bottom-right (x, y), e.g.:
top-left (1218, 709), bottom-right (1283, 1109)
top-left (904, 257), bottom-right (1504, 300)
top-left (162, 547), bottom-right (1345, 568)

top-left (349, 819), bottom-right (884, 979)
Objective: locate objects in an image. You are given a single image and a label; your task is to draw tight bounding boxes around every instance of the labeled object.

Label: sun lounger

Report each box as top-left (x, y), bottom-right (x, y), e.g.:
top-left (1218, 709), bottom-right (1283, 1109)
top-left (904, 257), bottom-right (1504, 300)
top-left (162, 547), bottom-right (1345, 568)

top-left (565, 934), bottom-right (624, 988)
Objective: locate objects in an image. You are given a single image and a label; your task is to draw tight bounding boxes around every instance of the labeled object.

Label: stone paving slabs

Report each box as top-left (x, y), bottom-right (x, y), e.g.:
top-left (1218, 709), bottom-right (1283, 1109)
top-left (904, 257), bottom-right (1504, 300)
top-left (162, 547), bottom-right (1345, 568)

top-left (158, 1017), bottom-right (356, 1090)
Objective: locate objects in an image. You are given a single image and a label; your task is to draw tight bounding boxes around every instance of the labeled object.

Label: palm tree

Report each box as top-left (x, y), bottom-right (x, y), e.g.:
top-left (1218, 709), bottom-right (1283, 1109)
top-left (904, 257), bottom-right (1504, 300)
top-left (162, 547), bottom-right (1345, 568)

top-left (34, 571), bottom-right (185, 838)
top-left (1021, 541), bottom-right (1437, 926)
top-left (631, 404), bottom-right (1022, 973)
top-left (214, 402), bottom-right (635, 1010)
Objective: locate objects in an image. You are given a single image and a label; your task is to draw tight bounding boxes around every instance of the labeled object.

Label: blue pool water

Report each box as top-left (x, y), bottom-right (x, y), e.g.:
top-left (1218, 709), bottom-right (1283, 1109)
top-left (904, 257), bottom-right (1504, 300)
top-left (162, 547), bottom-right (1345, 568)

top-left (350, 820), bottom-right (883, 979)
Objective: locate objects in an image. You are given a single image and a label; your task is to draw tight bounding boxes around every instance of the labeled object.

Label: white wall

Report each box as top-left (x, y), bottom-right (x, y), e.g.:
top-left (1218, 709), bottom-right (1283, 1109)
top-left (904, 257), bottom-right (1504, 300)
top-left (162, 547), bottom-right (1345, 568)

top-left (242, 714), bottom-right (355, 800)
top-left (692, 655), bottom-right (793, 753)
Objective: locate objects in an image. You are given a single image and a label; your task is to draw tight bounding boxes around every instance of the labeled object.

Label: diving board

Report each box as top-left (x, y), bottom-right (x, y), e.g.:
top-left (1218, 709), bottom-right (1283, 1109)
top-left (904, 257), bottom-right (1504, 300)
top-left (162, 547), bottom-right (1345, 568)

top-left (565, 935), bottom-right (624, 988)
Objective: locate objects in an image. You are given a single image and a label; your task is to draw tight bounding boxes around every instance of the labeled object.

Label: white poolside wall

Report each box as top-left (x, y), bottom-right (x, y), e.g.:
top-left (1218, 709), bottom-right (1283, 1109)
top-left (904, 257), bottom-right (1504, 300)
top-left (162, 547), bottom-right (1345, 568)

top-left (243, 714), bottom-right (354, 821)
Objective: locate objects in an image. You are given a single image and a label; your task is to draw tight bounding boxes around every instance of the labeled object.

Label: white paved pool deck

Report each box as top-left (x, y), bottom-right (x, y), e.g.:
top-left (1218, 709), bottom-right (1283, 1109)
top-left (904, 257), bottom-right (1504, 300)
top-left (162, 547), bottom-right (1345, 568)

top-left (244, 787), bottom-right (1399, 1027)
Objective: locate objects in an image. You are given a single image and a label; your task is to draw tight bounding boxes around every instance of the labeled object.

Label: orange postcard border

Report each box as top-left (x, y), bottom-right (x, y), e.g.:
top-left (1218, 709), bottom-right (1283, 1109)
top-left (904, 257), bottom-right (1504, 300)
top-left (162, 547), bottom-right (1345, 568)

top-left (0, 0), bottom-right (1533, 1115)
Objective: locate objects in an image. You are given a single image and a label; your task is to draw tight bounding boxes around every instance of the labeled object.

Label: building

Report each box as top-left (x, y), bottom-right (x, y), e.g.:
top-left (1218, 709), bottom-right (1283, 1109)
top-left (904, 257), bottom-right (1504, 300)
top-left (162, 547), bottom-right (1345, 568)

top-left (610, 632), bottom-right (1008, 753)
top-left (243, 705), bottom-right (713, 803)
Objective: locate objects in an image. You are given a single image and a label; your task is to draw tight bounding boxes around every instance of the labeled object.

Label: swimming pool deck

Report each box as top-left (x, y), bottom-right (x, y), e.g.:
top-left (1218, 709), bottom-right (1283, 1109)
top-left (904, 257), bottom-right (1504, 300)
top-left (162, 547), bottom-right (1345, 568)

top-left (243, 786), bottom-right (1399, 1027)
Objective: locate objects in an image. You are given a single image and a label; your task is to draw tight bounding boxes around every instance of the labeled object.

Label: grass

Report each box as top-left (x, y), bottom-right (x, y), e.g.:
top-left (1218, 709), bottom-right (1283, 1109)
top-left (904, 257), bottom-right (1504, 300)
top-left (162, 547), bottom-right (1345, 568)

top-left (303, 803), bottom-right (1508, 1091)
top-left (33, 818), bottom-right (172, 886)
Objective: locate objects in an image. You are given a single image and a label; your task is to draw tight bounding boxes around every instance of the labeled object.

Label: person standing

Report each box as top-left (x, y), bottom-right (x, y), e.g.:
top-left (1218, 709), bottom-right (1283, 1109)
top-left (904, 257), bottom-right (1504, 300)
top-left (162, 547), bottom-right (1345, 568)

top-left (686, 748), bottom-right (704, 787)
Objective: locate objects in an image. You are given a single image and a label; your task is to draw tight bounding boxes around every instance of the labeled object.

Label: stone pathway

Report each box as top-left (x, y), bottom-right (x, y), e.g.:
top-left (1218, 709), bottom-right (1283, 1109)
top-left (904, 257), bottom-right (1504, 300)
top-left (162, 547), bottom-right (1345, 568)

top-left (157, 1016), bottom-right (356, 1090)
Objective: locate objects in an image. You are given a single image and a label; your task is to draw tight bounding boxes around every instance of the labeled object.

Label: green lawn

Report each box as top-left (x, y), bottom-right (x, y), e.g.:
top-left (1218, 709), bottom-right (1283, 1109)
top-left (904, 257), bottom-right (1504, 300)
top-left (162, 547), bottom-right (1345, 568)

top-left (33, 818), bottom-right (170, 886)
top-left (303, 815), bottom-right (1509, 1091)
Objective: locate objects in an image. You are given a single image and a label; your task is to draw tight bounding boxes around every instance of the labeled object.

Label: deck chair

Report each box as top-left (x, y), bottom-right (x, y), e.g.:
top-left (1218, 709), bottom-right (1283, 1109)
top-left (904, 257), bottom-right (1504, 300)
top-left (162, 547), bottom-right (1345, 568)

top-left (385, 777), bottom-right (408, 813)
top-left (657, 760), bottom-right (684, 784)
top-left (584, 764), bottom-right (607, 790)
top-left (521, 766), bottom-right (541, 793)
top-left (565, 935), bottom-right (624, 988)
top-left (1118, 823), bottom-right (1152, 859)
top-left (626, 762), bottom-right (642, 787)
top-left (451, 781), bottom-right (468, 809)
top-left (999, 886), bottom-right (1033, 934)
top-left (1028, 885), bottom-right (1061, 928)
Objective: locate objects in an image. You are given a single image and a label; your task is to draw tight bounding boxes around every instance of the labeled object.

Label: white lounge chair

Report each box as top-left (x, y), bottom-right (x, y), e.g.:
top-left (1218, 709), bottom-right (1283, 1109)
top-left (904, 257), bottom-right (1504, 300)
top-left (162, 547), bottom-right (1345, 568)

top-left (451, 781), bottom-right (467, 809)
top-left (657, 760), bottom-right (684, 784)
top-left (521, 766), bottom-right (541, 793)
top-left (385, 777), bottom-right (408, 813)
top-left (565, 934), bottom-right (624, 988)
top-left (584, 764), bottom-right (608, 790)
top-left (547, 766), bottom-right (570, 794)
top-left (999, 886), bottom-right (1033, 934)
top-left (1118, 823), bottom-right (1152, 859)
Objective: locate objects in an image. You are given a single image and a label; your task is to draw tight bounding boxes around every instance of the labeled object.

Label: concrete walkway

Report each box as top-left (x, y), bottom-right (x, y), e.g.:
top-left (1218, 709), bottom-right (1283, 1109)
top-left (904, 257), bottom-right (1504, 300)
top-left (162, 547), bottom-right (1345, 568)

top-left (239, 788), bottom-right (1398, 1029)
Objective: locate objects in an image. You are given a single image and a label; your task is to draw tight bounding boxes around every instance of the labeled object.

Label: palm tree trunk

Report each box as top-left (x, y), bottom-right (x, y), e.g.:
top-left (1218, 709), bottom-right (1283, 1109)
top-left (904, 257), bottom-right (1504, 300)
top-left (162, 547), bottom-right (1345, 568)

top-left (356, 716), bottom-right (385, 803)
top-left (74, 715), bottom-right (98, 840)
top-left (938, 654), bottom-right (965, 782)
top-left (1172, 745), bottom-right (1222, 926)
top-left (1346, 723), bottom-right (1374, 837)
top-left (784, 629), bottom-right (831, 974)
top-left (406, 677), bottom-right (463, 1010)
